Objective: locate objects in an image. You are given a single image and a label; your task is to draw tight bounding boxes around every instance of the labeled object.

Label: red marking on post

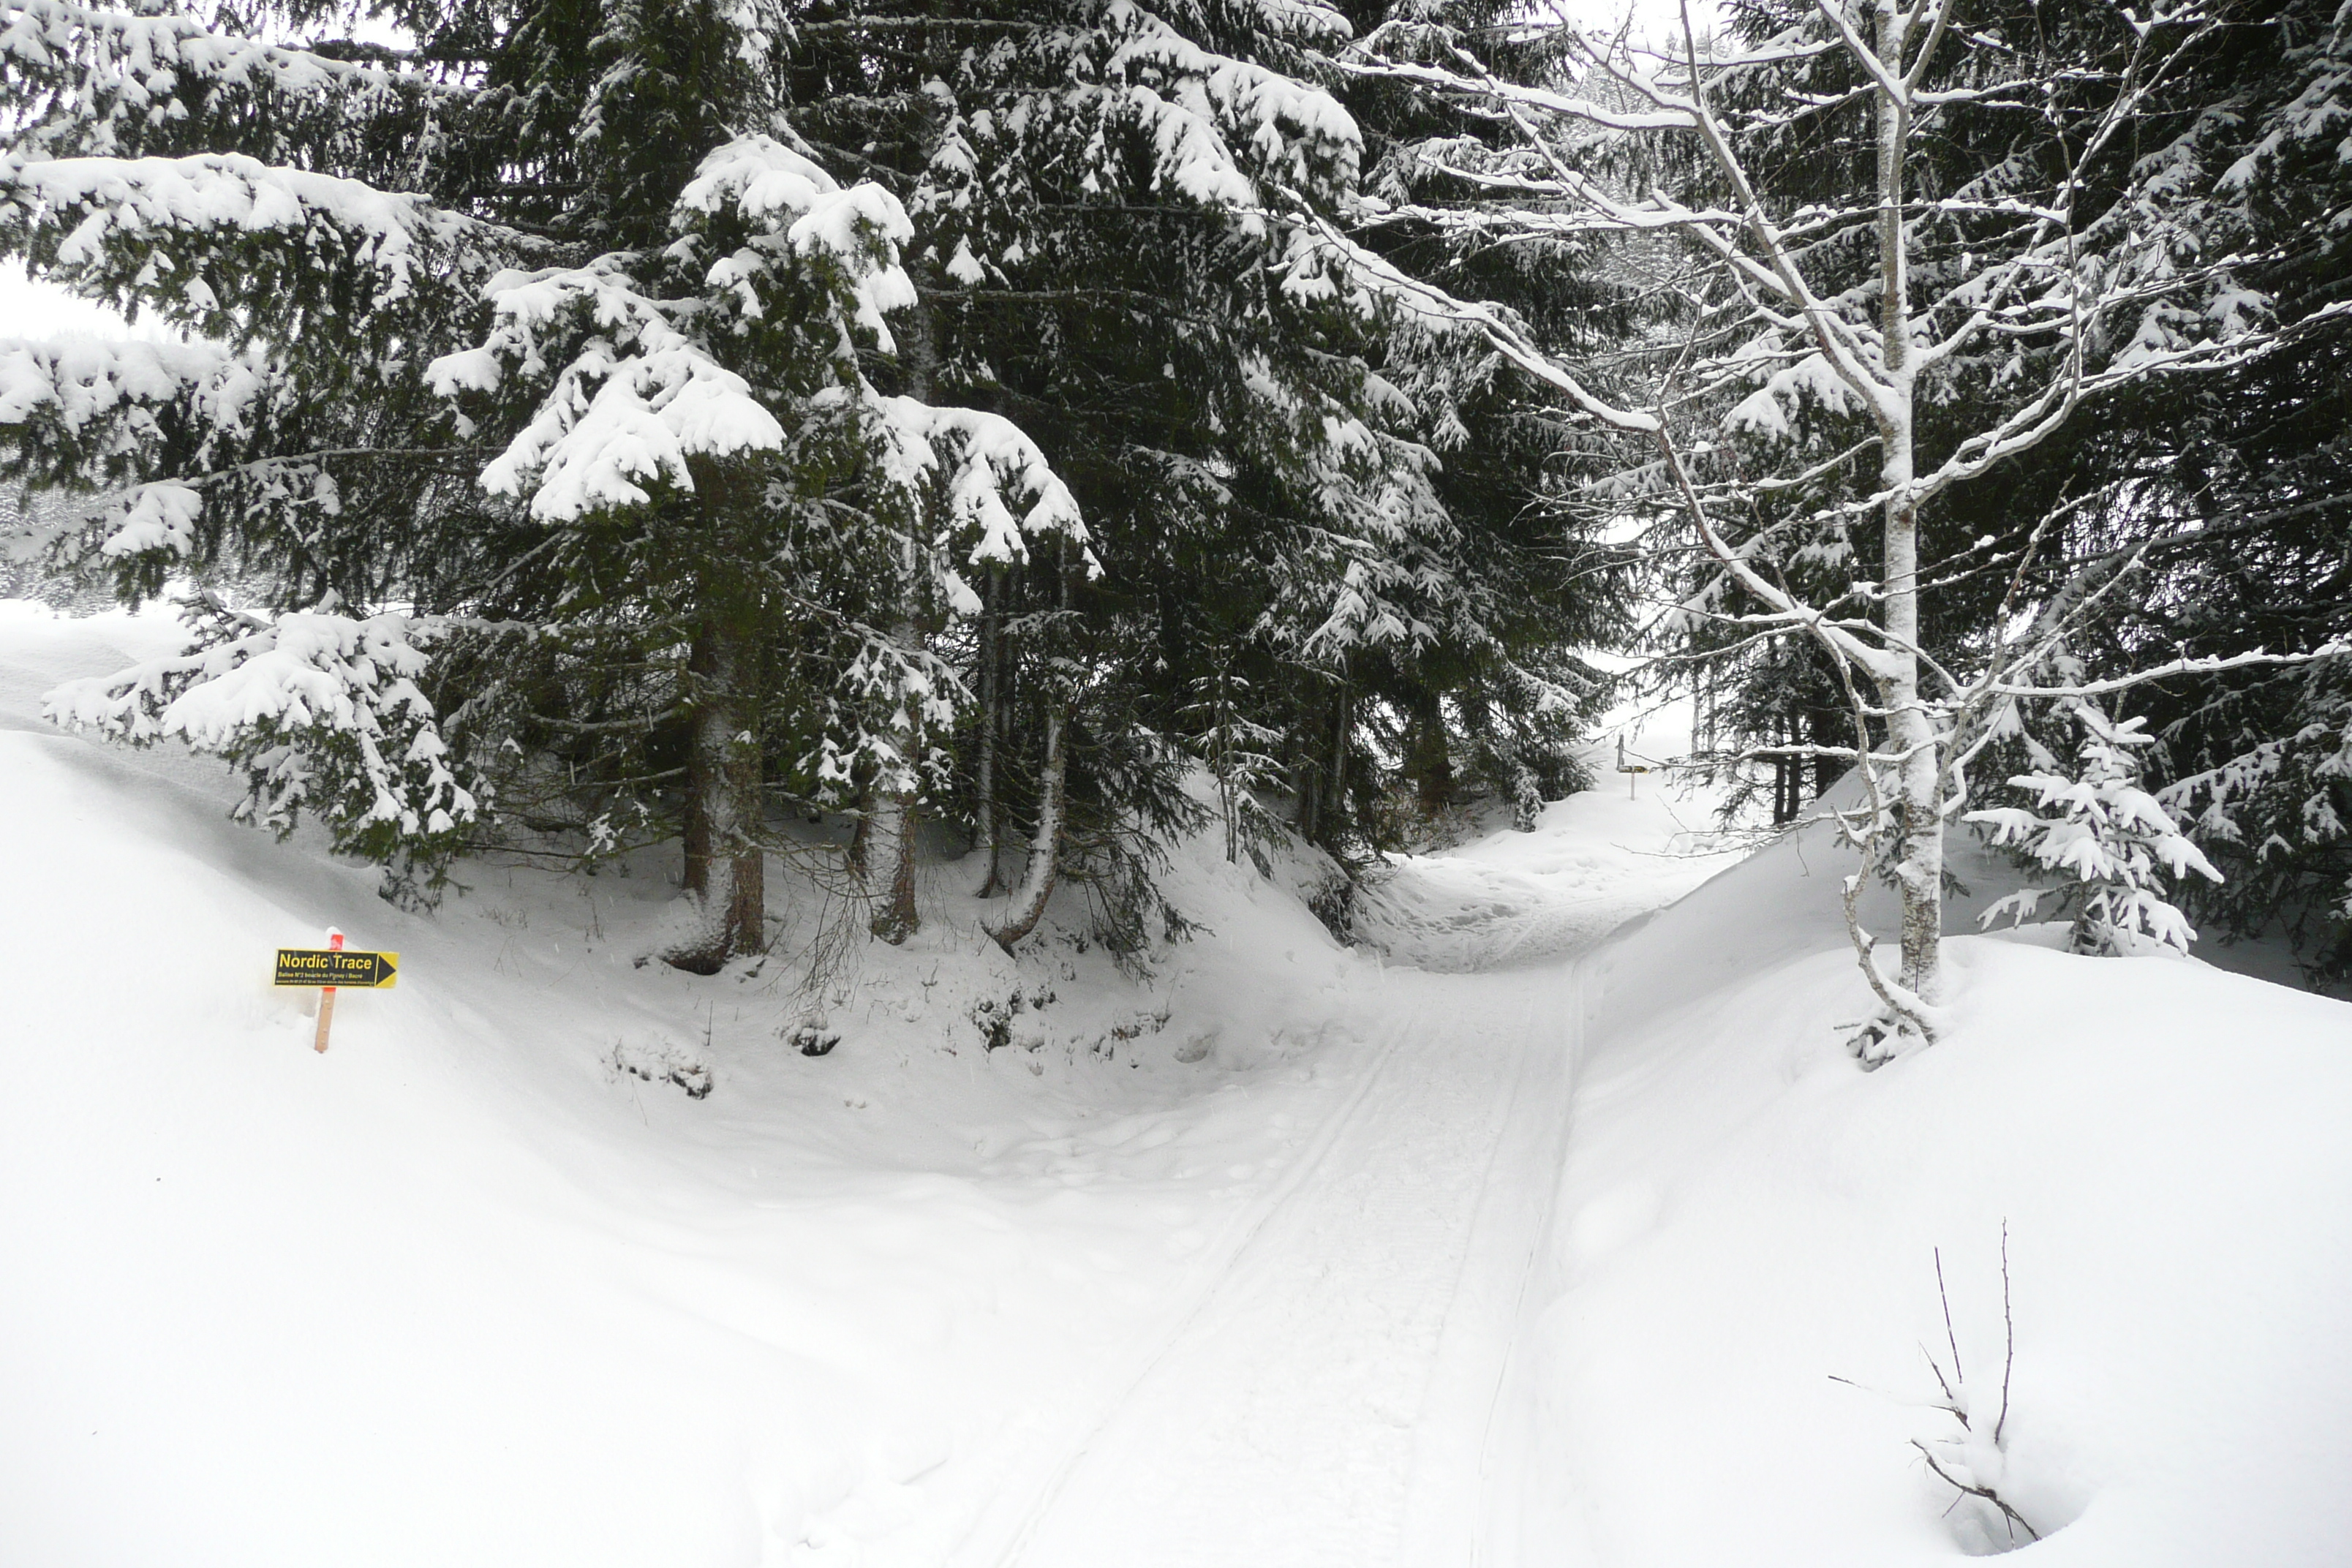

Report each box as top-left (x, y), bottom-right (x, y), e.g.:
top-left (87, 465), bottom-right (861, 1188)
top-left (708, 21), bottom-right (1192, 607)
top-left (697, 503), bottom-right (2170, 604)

top-left (314, 929), bottom-right (344, 1054)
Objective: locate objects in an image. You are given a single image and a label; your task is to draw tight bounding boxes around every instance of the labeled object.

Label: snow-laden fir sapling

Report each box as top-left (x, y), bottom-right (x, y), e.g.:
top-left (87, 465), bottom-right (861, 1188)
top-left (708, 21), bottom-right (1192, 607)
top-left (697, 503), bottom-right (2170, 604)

top-left (1968, 700), bottom-right (2223, 956)
top-left (1181, 664), bottom-right (1286, 866)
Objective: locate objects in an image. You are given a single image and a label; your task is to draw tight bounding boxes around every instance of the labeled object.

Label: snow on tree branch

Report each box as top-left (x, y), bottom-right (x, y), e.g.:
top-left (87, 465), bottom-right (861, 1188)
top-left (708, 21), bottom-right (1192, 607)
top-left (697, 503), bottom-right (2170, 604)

top-left (1, 149), bottom-right (478, 308)
top-left (429, 259), bottom-right (789, 520)
top-left (676, 133), bottom-right (917, 344)
top-left (0, 334), bottom-right (265, 490)
top-left (44, 598), bottom-right (480, 853)
top-left (1, 0), bottom-right (467, 159)
top-left (863, 391), bottom-right (1091, 579)
top-left (427, 133), bottom-right (936, 522)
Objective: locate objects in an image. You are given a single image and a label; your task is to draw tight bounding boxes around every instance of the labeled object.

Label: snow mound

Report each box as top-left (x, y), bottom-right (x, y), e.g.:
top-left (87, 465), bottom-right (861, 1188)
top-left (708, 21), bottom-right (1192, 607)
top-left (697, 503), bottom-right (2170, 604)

top-left (0, 602), bottom-right (1407, 1568)
top-left (1496, 802), bottom-right (2352, 1567)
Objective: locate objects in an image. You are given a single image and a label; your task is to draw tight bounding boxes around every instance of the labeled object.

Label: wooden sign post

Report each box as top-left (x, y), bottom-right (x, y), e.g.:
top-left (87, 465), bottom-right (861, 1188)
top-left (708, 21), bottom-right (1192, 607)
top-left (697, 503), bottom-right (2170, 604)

top-left (314, 930), bottom-right (342, 1053)
top-left (1616, 734), bottom-right (1654, 799)
top-left (274, 930), bottom-right (399, 1052)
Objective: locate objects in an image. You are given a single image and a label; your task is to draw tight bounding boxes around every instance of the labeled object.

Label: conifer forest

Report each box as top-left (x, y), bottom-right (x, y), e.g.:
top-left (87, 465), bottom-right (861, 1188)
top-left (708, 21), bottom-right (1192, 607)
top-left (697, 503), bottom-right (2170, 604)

top-left (3, 2), bottom-right (2351, 1564)
top-left (5, 0), bottom-right (2349, 992)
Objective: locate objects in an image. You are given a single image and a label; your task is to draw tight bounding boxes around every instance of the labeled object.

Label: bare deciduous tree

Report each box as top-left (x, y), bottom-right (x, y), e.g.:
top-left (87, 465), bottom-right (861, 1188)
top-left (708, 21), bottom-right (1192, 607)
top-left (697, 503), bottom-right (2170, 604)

top-left (1330, 0), bottom-right (2348, 1055)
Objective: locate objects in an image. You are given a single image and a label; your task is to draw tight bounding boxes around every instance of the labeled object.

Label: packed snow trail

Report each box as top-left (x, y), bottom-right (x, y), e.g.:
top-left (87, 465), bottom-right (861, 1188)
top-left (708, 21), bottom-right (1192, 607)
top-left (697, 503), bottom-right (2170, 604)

top-left (988, 965), bottom-right (1584, 1568)
top-left (973, 762), bottom-right (1730, 1567)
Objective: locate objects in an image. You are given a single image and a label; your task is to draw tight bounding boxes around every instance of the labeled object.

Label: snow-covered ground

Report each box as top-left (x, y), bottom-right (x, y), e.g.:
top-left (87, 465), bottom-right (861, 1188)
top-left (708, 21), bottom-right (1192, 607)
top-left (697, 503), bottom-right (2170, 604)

top-left (1496, 806), bottom-right (2352, 1567)
top-left (4, 600), bottom-right (2348, 1567)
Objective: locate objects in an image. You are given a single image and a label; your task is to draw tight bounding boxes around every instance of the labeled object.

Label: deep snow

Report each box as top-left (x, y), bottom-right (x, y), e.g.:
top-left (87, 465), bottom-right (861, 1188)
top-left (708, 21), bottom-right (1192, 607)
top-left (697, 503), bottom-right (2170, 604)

top-left (1492, 800), bottom-right (2352, 1567)
top-left (3, 598), bottom-right (2348, 1567)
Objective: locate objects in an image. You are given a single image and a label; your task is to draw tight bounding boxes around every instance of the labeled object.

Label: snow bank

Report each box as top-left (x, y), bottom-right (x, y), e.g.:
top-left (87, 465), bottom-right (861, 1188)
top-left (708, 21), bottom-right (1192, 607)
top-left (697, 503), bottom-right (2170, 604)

top-left (12, 595), bottom-right (2342, 1565)
top-left (1501, 802), bottom-right (2352, 1567)
top-left (0, 601), bottom-right (1401, 1568)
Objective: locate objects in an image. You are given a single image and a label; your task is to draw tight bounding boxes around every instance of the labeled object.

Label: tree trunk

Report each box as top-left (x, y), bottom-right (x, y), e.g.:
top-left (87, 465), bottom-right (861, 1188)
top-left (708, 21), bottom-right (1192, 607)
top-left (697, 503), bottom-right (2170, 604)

top-left (972, 568), bottom-right (1003, 897)
top-left (1811, 701), bottom-right (1842, 799)
top-left (869, 282), bottom-right (940, 942)
top-left (1327, 679), bottom-right (1351, 834)
top-left (671, 611), bottom-right (764, 973)
top-left (1295, 756), bottom-right (1321, 846)
top-left (1884, 484), bottom-right (1943, 1006)
top-left (1874, 0), bottom-right (1942, 1008)
top-left (867, 756), bottom-right (921, 943)
top-left (1404, 686), bottom-right (1452, 814)
top-left (866, 605), bottom-right (925, 943)
top-left (987, 705), bottom-right (1066, 953)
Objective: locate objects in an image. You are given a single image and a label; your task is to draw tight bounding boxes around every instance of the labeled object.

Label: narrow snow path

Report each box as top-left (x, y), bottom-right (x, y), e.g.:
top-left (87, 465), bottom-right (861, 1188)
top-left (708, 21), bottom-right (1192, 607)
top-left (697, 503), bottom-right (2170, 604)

top-left (975, 749), bottom-right (1735, 1568)
top-left (987, 960), bottom-right (1581, 1568)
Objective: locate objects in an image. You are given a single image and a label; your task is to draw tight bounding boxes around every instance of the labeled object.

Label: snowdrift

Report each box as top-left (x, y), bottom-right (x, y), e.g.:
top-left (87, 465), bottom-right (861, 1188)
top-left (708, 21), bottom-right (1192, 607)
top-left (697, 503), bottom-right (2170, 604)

top-left (0, 603), bottom-right (1409, 1568)
top-left (1504, 805), bottom-right (2352, 1567)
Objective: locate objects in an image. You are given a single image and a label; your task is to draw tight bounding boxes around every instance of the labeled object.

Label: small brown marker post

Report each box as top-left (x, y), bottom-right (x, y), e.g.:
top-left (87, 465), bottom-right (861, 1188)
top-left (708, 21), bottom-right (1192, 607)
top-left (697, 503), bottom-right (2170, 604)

top-left (1616, 734), bottom-right (1653, 799)
top-left (314, 929), bottom-right (343, 1054)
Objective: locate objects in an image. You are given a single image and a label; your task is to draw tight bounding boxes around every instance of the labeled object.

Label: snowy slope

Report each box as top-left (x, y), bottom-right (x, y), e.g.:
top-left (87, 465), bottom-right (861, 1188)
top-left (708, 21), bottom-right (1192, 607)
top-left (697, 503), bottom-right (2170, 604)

top-left (0, 602), bottom-right (1709, 1568)
top-left (0, 603), bottom-right (1395, 1567)
top-left (1496, 801), bottom-right (2352, 1567)
top-left (8, 599), bottom-right (2345, 1567)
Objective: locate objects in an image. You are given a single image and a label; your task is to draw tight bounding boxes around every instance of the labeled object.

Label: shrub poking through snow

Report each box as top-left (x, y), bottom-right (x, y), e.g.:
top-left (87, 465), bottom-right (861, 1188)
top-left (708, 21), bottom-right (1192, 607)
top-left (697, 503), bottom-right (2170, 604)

top-left (607, 1036), bottom-right (712, 1100)
top-left (1968, 703), bottom-right (2222, 956)
top-left (1836, 1226), bottom-right (2040, 1553)
top-left (1910, 1234), bottom-right (2038, 1551)
top-left (785, 1024), bottom-right (840, 1059)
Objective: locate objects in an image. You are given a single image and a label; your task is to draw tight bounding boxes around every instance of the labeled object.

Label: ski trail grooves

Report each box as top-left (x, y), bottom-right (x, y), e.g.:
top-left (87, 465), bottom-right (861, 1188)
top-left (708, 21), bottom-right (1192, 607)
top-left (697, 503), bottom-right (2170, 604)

top-left (1003, 966), bottom-right (1575, 1568)
top-left (970, 999), bottom-right (1425, 1568)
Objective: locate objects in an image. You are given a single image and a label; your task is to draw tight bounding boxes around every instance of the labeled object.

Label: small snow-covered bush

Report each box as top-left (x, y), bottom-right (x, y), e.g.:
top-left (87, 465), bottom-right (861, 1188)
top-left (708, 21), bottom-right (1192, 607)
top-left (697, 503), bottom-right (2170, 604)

top-left (607, 1036), bottom-right (712, 1098)
top-left (1967, 703), bottom-right (2221, 955)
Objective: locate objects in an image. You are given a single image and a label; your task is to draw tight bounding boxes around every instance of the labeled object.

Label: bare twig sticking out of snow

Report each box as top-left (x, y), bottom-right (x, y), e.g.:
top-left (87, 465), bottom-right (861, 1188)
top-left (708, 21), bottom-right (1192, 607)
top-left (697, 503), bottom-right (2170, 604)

top-left (1833, 1222), bottom-right (2039, 1549)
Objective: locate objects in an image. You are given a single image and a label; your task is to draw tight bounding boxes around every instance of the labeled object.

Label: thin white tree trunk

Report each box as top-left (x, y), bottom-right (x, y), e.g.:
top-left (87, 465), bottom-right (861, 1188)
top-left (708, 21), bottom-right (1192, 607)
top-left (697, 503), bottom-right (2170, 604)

top-left (1872, 0), bottom-right (1942, 1007)
top-left (987, 706), bottom-right (1066, 953)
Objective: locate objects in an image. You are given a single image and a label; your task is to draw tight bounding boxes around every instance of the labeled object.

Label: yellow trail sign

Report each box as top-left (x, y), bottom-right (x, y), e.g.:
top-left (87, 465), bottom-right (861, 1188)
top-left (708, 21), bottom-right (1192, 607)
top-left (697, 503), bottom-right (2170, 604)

top-left (274, 949), bottom-right (399, 990)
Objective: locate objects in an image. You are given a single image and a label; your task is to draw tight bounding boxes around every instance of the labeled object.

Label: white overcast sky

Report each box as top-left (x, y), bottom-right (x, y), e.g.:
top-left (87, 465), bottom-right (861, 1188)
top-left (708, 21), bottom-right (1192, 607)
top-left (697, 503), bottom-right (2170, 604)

top-left (0, 261), bottom-right (139, 341)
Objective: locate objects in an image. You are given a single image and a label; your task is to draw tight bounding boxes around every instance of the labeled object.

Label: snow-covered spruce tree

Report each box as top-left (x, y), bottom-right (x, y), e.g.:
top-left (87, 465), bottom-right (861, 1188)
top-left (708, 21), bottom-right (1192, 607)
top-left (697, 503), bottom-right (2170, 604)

top-left (1320, 0), bottom-right (1637, 836)
top-left (1346, 0), bottom-right (2344, 1052)
top-left (1, 1), bottom-right (1087, 965)
top-left (1, 4), bottom-right (527, 889)
top-left (770, 0), bottom-right (1621, 905)
top-left (1970, 698), bottom-right (2222, 955)
top-left (772, 0), bottom-right (1383, 933)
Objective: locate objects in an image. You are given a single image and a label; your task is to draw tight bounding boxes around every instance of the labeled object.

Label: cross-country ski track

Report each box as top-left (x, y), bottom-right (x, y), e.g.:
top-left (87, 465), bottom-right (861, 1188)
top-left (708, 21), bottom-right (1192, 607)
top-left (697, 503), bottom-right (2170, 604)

top-left (1, 603), bottom-right (1757, 1568)
top-left (978, 949), bottom-right (1610, 1567)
